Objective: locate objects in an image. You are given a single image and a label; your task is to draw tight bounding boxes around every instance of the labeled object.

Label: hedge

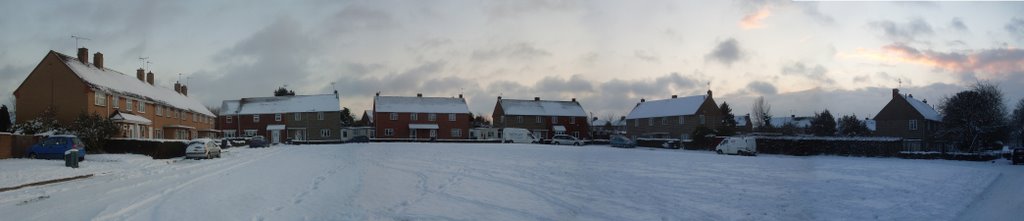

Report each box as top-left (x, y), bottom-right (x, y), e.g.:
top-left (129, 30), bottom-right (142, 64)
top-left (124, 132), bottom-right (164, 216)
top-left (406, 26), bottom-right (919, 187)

top-left (104, 139), bottom-right (188, 159)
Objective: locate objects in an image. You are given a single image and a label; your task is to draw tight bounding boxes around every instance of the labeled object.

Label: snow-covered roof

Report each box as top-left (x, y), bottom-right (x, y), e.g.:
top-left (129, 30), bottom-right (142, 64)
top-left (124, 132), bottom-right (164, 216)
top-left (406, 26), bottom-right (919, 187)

top-left (363, 110), bottom-right (374, 122)
top-left (374, 95), bottom-right (470, 114)
top-left (625, 95), bottom-right (707, 119)
top-left (592, 118), bottom-right (626, 127)
top-left (498, 99), bottom-right (587, 117)
top-left (735, 116), bottom-right (748, 127)
top-left (111, 112), bottom-right (152, 125)
top-left (904, 96), bottom-right (942, 121)
top-left (222, 94), bottom-right (340, 115)
top-left (55, 52), bottom-right (214, 116)
top-left (770, 116), bottom-right (812, 128)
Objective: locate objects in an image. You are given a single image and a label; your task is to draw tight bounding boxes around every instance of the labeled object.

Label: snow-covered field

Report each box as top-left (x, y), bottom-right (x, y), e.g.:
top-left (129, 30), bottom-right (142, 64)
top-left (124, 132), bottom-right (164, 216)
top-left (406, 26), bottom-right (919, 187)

top-left (1, 143), bottom-right (1022, 220)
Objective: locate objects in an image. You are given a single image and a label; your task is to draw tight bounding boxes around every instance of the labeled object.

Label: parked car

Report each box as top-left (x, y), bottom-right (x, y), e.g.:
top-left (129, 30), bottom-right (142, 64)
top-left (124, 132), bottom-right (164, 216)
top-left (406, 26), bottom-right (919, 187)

top-left (715, 136), bottom-right (757, 156)
top-left (609, 135), bottom-right (635, 148)
top-left (349, 136), bottom-right (370, 143)
top-left (502, 128), bottom-right (539, 143)
top-left (551, 135), bottom-right (583, 146)
top-left (185, 138), bottom-right (222, 159)
top-left (249, 136), bottom-right (268, 148)
top-left (28, 135), bottom-right (86, 161)
top-left (1013, 148), bottom-right (1024, 165)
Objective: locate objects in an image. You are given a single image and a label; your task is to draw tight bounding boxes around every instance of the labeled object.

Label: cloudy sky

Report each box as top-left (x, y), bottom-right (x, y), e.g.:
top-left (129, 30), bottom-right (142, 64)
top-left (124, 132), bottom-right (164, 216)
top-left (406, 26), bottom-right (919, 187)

top-left (1, 0), bottom-right (1022, 120)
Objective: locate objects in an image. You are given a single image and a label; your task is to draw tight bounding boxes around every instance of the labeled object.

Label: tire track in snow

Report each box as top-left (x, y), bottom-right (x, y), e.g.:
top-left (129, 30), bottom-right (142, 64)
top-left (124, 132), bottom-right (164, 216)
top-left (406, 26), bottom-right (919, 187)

top-left (93, 147), bottom-right (286, 221)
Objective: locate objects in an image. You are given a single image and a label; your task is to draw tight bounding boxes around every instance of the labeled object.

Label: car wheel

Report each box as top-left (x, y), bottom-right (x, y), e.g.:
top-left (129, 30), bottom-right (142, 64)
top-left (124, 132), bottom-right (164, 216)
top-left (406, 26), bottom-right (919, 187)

top-left (29, 153), bottom-right (37, 159)
top-left (716, 150), bottom-right (723, 154)
top-left (553, 142), bottom-right (560, 145)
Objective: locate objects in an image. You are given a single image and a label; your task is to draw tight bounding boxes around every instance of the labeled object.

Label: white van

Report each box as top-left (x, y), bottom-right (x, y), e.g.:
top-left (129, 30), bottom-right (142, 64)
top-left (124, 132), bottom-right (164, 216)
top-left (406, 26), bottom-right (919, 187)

top-left (715, 136), bottom-right (757, 156)
top-left (502, 128), bottom-right (539, 143)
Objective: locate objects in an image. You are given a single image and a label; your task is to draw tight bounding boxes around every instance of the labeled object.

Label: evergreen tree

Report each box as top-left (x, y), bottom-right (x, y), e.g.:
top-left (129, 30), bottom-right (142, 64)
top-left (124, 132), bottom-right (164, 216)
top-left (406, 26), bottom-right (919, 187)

top-left (837, 114), bottom-right (870, 136)
top-left (809, 110), bottom-right (837, 136)
top-left (0, 105), bottom-right (10, 132)
top-left (1011, 99), bottom-right (1024, 147)
top-left (719, 102), bottom-right (737, 136)
top-left (69, 112), bottom-right (119, 153)
top-left (273, 87), bottom-right (295, 96)
top-left (941, 82), bottom-right (1008, 151)
top-left (340, 107), bottom-right (355, 126)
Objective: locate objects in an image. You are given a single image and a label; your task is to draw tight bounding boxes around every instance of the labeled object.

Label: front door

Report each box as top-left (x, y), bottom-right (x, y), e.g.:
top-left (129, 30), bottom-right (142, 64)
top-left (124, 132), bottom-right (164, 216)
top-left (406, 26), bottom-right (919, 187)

top-left (271, 130), bottom-right (281, 144)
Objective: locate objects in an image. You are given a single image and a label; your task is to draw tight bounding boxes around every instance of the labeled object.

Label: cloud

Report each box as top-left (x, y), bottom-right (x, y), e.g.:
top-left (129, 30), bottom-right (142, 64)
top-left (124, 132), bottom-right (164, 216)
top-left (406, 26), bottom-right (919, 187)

top-left (949, 17), bottom-right (968, 32)
top-left (878, 43), bottom-right (1024, 79)
top-left (633, 50), bottom-right (659, 63)
top-left (781, 62), bottom-right (834, 84)
top-left (1006, 17), bottom-right (1024, 41)
top-left (485, 0), bottom-right (581, 20)
top-left (471, 42), bottom-right (552, 61)
top-left (705, 38), bottom-right (745, 67)
top-left (327, 4), bottom-right (399, 34)
top-left (720, 83), bottom-right (964, 118)
top-left (0, 64), bottom-right (31, 106)
top-left (745, 81), bottom-right (778, 95)
top-left (868, 18), bottom-right (934, 43)
top-left (740, 6), bottom-right (772, 29)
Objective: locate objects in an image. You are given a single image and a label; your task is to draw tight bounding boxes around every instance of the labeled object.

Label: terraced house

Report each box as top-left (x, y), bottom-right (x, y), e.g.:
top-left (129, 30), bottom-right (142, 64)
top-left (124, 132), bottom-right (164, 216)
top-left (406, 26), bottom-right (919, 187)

top-left (373, 93), bottom-right (471, 140)
top-left (625, 90), bottom-right (722, 141)
top-left (13, 48), bottom-right (217, 139)
top-left (218, 93), bottom-right (342, 144)
top-left (492, 97), bottom-right (591, 140)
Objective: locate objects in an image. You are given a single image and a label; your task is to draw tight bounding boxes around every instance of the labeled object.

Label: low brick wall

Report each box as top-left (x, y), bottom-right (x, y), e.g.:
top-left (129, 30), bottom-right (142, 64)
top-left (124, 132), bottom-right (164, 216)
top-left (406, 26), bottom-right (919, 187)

top-left (755, 136), bottom-right (903, 157)
top-left (0, 133), bottom-right (43, 159)
top-left (104, 139), bottom-right (188, 159)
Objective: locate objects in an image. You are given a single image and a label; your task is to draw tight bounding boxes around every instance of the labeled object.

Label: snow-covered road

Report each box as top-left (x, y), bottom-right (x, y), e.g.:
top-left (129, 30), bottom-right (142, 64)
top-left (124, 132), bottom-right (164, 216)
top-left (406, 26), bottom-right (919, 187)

top-left (1, 143), bottom-right (1021, 220)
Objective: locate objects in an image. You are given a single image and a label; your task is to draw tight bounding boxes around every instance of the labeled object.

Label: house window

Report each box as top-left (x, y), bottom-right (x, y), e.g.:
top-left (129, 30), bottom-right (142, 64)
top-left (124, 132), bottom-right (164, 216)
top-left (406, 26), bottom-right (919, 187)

top-left (318, 112), bottom-right (325, 120)
top-left (275, 114), bottom-right (282, 121)
top-left (426, 113), bottom-right (435, 121)
top-left (244, 130), bottom-right (257, 137)
top-left (320, 129), bottom-right (332, 138)
top-left (227, 116), bottom-right (233, 123)
top-left (700, 115), bottom-right (706, 125)
top-left (500, 116), bottom-right (505, 123)
top-left (517, 116), bottom-right (523, 124)
top-left (573, 131), bottom-right (580, 138)
top-left (411, 113), bottom-right (418, 121)
top-left (155, 129), bottom-right (163, 139)
top-left (193, 113), bottom-right (197, 122)
top-left (223, 130), bottom-right (236, 138)
top-left (571, 117), bottom-right (576, 124)
top-left (126, 99), bottom-right (133, 111)
top-left (634, 119), bottom-right (638, 127)
top-left (679, 116), bottom-right (685, 125)
top-left (138, 101), bottom-right (145, 113)
top-left (662, 117), bottom-right (668, 125)
top-left (94, 91), bottom-right (106, 106)
top-left (552, 116), bottom-right (558, 123)
top-left (156, 105), bottom-right (162, 116)
top-left (295, 112), bottom-right (302, 121)
top-left (451, 129), bottom-right (462, 137)
top-left (648, 118), bottom-right (653, 126)
top-left (390, 113), bottom-right (398, 121)
top-left (430, 129), bottom-right (437, 138)
top-left (449, 113), bottom-right (456, 121)
top-left (253, 115), bottom-right (260, 122)
top-left (384, 128), bottom-right (394, 136)
top-left (536, 116), bottom-right (542, 123)
top-left (909, 120), bottom-right (918, 131)
top-left (112, 95), bottom-right (119, 108)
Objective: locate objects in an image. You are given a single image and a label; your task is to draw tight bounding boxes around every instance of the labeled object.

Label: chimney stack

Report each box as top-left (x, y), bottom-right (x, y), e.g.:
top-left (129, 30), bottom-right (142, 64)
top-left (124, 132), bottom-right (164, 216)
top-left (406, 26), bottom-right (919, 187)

top-left (497, 96), bottom-right (502, 100)
top-left (534, 97), bottom-right (540, 101)
top-left (146, 71), bottom-right (154, 85)
top-left (181, 85), bottom-right (188, 96)
top-left (620, 116), bottom-right (626, 121)
top-left (892, 88), bottom-right (900, 98)
top-left (922, 99), bottom-right (927, 104)
top-left (77, 48), bottom-right (89, 64)
top-left (640, 98), bottom-right (646, 103)
top-left (458, 94), bottom-right (463, 99)
top-left (137, 69), bottom-right (145, 82)
top-left (707, 90), bottom-right (713, 97)
top-left (571, 98), bottom-right (576, 102)
top-left (93, 52), bottom-right (104, 69)
top-left (417, 93), bottom-right (422, 97)
top-left (672, 95), bottom-right (678, 99)
top-left (174, 82), bottom-right (182, 93)
top-left (908, 94), bottom-right (913, 98)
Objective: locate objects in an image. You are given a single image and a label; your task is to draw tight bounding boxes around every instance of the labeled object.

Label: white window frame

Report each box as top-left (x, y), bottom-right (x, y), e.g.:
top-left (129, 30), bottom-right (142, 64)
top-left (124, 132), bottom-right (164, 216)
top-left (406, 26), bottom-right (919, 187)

top-left (448, 113), bottom-right (456, 122)
top-left (571, 117), bottom-right (575, 124)
top-left (227, 116), bottom-right (233, 124)
top-left (112, 95), bottom-right (119, 108)
top-left (536, 116), bottom-right (541, 123)
top-left (126, 99), bottom-right (133, 111)
top-left (430, 129), bottom-right (437, 138)
top-left (295, 112), bottom-right (302, 121)
top-left (244, 130), bottom-right (257, 137)
top-left (253, 114), bottom-right (260, 122)
top-left (648, 118), bottom-right (653, 126)
top-left (156, 105), bottom-right (162, 116)
top-left (275, 113), bottom-right (282, 122)
top-left (451, 128), bottom-right (462, 137)
top-left (320, 129), bottom-right (332, 138)
top-left (552, 116), bottom-right (558, 123)
top-left (573, 131), bottom-right (580, 138)
top-left (700, 115), bottom-right (706, 125)
top-left (94, 91), bottom-right (106, 106)
top-left (429, 113), bottom-right (437, 121)
top-left (411, 113), bottom-right (418, 121)
top-left (909, 120), bottom-right (918, 131)
top-left (318, 112), bottom-right (325, 120)
top-left (662, 117), bottom-right (668, 125)
top-left (138, 101), bottom-right (145, 113)
top-left (679, 115), bottom-right (685, 125)
top-left (384, 128), bottom-right (394, 136)
top-left (390, 113), bottom-right (398, 121)
top-left (517, 116), bottom-right (523, 124)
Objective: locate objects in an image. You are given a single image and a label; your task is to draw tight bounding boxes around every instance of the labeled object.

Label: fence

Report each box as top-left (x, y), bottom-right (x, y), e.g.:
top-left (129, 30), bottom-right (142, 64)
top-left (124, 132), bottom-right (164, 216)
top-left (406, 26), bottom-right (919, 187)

top-left (0, 133), bottom-right (43, 159)
top-left (754, 136), bottom-right (902, 157)
top-left (104, 139), bottom-right (189, 159)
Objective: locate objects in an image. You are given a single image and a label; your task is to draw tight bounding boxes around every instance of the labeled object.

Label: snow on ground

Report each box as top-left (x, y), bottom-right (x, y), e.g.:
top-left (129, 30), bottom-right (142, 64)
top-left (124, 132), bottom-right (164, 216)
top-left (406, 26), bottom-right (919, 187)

top-left (0, 143), bottom-right (1021, 221)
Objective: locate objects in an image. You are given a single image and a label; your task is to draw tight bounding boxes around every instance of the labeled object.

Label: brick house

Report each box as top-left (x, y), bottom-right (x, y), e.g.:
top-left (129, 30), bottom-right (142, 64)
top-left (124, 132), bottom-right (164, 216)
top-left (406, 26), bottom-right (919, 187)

top-left (492, 97), bottom-right (591, 140)
top-left (591, 116), bottom-right (627, 139)
top-left (13, 48), bottom-right (216, 139)
top-left (625, 91), bottom-right (722, 141)
top-left (218, 94), bottom-right (341, 144)
top-left (373, 93), bottom-right (471, 140)
top-left (873, 88), bottom-right (945, 151)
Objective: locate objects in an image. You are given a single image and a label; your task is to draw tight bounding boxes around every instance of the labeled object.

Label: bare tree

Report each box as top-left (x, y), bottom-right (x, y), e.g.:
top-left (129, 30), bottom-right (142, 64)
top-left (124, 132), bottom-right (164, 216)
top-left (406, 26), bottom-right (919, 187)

top-left (752, 96), bottom-right (772, 130)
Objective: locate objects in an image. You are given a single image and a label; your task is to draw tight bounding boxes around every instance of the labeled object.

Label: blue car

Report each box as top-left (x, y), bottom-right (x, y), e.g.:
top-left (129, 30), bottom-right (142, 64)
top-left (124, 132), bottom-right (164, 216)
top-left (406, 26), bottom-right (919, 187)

top-left (249, 136), bottom-right (268, 148)
top-left (28, 135), bottom-right (86, 161)
top-left (609, 135), bottom-right (635, 148)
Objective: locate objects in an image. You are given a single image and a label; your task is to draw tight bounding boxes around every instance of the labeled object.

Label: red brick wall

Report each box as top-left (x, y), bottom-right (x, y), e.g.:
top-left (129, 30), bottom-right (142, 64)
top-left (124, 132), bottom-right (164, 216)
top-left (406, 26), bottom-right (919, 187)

top-left (374, 112), bottom-right (471, 139)
top-left (218, 113), bottom-right (288, 142)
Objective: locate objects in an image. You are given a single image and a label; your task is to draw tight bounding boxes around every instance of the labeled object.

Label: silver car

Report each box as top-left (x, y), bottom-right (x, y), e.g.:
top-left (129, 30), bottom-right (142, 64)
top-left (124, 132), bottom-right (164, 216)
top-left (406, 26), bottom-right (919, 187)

top-left (551, 135), bottom-right (583, 146)
top-left (185, 139), bottom-right (222, 159)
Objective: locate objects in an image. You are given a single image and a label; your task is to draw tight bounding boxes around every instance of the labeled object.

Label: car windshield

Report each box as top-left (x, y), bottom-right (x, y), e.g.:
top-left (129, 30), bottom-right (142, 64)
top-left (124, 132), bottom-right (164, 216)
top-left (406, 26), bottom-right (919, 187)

top-left (7, 2), bottom-right (1024, 220)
